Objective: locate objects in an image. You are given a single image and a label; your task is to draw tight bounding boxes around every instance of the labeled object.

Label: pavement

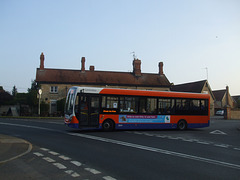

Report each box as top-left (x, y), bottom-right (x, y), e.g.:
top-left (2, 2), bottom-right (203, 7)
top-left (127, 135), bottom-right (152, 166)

top-left (0, 134), bottom-right (32, 164)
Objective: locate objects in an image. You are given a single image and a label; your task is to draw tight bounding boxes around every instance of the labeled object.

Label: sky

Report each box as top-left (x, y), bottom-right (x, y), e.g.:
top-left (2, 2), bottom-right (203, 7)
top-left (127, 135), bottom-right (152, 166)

top-left (0, 0), bottom-right (240, 95)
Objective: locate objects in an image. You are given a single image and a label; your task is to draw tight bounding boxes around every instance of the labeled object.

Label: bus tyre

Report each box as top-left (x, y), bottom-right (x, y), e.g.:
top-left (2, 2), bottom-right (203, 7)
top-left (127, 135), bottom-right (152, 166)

top-left (177, 120), bottom-right (187, 130)
top-left (102, 120), bottom-right (114, 131)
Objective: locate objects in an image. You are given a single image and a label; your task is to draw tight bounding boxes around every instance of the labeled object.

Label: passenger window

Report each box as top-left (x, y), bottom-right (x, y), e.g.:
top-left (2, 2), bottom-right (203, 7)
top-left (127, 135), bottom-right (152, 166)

top-left (102, 96), bottom-right (118, 109)
top-left (158, 99), bottom-right (174, 114)
top-left (120, 97), bottom-right (138, 113)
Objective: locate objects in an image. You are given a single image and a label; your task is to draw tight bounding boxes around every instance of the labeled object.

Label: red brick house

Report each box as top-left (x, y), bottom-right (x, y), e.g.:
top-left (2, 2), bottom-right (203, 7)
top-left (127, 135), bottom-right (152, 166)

top-left (35, 53), bottom-right (171, 114)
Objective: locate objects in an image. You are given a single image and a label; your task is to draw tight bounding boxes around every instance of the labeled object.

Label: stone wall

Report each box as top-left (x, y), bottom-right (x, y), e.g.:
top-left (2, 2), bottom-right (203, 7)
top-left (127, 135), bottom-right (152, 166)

top-left (231, 109), bottom-right (240, 120)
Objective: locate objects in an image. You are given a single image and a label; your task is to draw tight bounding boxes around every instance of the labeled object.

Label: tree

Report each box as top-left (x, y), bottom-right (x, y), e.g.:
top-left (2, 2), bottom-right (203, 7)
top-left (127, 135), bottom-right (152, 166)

top-left (0, 90), bottom-right (13, 105)
top-left (12, 85), bottom-right (17, 97)
top-left (26, 80), bottom-right (40, 115)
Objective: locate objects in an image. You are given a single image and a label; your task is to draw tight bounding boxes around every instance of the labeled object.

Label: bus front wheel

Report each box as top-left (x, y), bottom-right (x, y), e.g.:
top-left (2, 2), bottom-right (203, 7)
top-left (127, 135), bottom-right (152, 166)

top-left (177, 120), bottom-right (187, 130)
top-left (102, 119), bottom-right (115, 131)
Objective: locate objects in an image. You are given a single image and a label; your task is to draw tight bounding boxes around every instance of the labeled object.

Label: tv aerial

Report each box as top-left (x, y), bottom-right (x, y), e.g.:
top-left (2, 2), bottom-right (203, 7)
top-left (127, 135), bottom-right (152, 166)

top-left (130, 51), bottom-right (137, 59)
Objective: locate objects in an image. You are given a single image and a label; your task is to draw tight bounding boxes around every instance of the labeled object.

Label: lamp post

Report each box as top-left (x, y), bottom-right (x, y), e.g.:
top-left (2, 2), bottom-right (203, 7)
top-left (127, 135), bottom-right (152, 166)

top-left (38, 89), bottom-right (42, 116)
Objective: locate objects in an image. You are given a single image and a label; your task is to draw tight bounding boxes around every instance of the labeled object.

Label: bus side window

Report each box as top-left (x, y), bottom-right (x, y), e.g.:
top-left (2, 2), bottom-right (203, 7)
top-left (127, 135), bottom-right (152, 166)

top-left (139, 98), bottom-right (147, 113)
top-left (120, 97), bottom-right (138, 113)
top-left (147, 98), bottom-right (157, 114)
top-left (201, 100), bottom-right (208, 115)
top-left (158, 98), bottom-right (174, 115)
top-left (102, 96), bottom-right (118, 109)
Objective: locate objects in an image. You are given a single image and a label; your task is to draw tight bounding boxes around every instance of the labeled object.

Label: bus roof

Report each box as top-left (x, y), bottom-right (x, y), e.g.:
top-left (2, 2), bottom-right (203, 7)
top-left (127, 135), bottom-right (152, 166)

top-left (71, 86), bottom-right (210, 99)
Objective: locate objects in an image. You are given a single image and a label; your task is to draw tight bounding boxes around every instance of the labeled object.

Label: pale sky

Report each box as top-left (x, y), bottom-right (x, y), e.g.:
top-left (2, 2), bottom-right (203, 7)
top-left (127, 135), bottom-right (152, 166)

top-left (1, 0), bottom-right (240, 95)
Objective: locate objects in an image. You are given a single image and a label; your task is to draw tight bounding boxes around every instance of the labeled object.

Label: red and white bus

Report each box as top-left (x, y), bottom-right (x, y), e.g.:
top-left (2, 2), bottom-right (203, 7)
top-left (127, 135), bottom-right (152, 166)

top-left (64, 87), bottom-right (210, 131)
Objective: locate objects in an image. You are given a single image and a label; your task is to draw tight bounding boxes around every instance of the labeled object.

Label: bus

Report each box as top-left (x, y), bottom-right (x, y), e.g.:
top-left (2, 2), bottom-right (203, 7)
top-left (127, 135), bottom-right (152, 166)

top-left (64, 87), bottom-right (210, 131)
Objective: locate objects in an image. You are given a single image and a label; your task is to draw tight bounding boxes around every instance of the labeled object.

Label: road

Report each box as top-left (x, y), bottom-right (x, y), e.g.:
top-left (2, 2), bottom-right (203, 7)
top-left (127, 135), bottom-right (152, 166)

top-left (0, 117), bottom-right (240, 180)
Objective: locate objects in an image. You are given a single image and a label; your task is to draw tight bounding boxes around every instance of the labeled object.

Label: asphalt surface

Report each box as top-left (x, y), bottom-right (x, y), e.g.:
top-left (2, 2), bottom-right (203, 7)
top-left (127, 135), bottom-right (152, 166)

top-left (0, 116), bottom-right (240, 179)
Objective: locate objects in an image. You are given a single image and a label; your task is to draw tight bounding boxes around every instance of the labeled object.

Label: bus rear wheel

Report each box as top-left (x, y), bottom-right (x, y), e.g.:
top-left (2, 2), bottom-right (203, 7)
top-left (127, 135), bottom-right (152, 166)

top-left (177, 120), bottom-right (187, 130)
top-left (102, 119), bottom-right (115, 131)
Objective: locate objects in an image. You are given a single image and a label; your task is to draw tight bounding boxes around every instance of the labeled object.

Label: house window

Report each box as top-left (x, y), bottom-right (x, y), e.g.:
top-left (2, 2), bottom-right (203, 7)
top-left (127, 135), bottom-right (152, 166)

top-left (50, 86), bottom-right (58, 93)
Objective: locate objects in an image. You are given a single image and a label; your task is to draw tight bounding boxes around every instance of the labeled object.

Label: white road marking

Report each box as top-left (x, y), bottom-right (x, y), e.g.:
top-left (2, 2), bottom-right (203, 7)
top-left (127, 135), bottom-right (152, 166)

top-left (53, 163), bottom-right (67, 169)
top-left (156, 135), bottom-right (166, 138)
top-left (68, 133), bottom-right (240, 170)
top-left (71, 172), bottom-right (80, 178)
top-left (144, 133), bottom-right (154, 136)
top-left (65, 170), bottom-right (74, 174)
top-left (196, 141), bottom-right (210, 145)
top-left (49, 151), bottom-right (59, 155)
top-left (43, 157), bottom-right (56, 163)
top-left (40, 148), bottom-right (49, 151)
top-left (210, 130), bottom-right (227, 135)
top-left (84, 168), bottom-right (101, 174)
top-left (234, 147), bottom-right (240, 151)
top-left (65, 170), bottom-right (80, 177)
top-left (103, 176), bottom-right (117, 180)
top-left (182, 139), bottom-right (194, 142)
top-left (71, 161), bottom-right (82, 167)
top-left (59, 155), bottom-right (71, 160)
top-left (33, 152), bottom-right (44, 157)
top-left (214, 144), bottom-right (230, 148)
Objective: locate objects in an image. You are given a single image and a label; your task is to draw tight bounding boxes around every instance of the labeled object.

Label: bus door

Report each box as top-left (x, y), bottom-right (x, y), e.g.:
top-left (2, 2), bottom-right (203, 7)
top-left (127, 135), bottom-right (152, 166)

top-left (79, 94), bottom-right (100, 127)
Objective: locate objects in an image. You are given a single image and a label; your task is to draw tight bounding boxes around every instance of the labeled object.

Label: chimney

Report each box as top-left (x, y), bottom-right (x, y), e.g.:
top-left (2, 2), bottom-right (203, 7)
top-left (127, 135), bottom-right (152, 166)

top-left (40, 52), bottom-right (44, 70)
top-left (90, 65), bottom-right (95, 71)
top-left (81, 57), bottom-right (85, 72)
top-left (159, 62), bottom-right (164, 75)
top-left (226, 86), bottom-right (229, 106)
top-left (133, 59), bottom-right (141, 77)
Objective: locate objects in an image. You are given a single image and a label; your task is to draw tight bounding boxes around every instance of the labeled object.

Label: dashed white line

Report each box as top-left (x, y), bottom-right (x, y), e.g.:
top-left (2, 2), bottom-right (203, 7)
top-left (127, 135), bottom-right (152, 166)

top-left (65, 170), bottom-right (80, 177)
top-left (49, 151), bottom-right (59, 156)
top-left (85, 168), bottom-right (101, 174)
top-left (43, 157), bottom-right (56, 163)
top-left (59, 155), bottom-right (71, 160)
top-left (33, 152), bottom-right (44, 157)
top-left (71, 161), bottom-right (82, 167)
top-left (53, 163), bottom-right (67, 169)
top-left (71, 172), bottom-right (80, 178)
top-left (103, 176), bottom-right (117, 180)
top-left (40, 148), bottom-right (49, 151)
top-left (234, 147), bottom-right (240, 151)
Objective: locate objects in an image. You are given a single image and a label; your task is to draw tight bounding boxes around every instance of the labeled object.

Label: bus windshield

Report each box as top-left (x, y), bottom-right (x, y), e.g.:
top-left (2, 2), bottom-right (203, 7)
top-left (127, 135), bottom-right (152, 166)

top-left (65, 88), bottom-right (77, 115)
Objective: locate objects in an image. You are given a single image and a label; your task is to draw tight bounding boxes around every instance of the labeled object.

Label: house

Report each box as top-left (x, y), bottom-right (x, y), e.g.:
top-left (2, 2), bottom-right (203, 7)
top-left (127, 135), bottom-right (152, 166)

top-left (171, 80), bottom-right (215, 116)
top-left (35, 53), bottom-right (172, 115)
top-left (232, 95), bottom-right (240, 108)
top-left (212, 86), bottom-right (236, 112)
